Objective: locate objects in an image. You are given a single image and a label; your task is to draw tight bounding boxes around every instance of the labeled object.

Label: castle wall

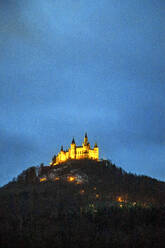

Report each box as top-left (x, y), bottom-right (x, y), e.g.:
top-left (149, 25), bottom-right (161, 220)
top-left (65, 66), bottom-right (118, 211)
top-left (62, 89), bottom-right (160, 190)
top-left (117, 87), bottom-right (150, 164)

top-left (89, 147), bottom-right (99, 160)
top-left (70, 144), bottom-right (76, 159)
top-left (76, 147), bottom-right (84, 159)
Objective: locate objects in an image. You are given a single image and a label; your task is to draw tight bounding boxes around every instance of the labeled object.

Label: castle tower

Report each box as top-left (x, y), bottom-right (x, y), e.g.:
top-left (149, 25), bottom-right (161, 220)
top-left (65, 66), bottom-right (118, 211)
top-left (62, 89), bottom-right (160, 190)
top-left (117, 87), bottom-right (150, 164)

top-left (94, 142), bottom-right (99, 159)
top-left (83, 132), bottom-right (88, 146)
top-left (82, 133), bottom-right (90, 158)
top-left (70, 137), bottom-right (76, 159)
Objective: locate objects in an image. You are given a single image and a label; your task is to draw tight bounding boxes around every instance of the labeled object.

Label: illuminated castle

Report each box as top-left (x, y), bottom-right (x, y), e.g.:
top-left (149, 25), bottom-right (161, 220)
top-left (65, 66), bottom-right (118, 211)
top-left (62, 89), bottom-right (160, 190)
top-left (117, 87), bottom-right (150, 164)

top-left (51, 133), bottom-right (99, 166)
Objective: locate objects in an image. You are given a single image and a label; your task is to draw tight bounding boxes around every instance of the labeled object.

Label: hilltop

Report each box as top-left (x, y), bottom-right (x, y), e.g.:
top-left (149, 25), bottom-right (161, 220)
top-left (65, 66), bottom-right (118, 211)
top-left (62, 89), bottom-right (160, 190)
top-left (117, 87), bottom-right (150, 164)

top-left (3, 159), bottom-right (165, 206)
top-left (0, 159), bottom-right (165, 248)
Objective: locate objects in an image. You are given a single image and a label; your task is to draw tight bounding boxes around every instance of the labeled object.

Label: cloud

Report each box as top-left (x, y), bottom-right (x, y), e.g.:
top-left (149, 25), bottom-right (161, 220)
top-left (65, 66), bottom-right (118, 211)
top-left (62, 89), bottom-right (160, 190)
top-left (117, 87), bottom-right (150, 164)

top-left (0, 130), bottom-right (38, 186)
top-left (0, 0), bottom-right (165, 184)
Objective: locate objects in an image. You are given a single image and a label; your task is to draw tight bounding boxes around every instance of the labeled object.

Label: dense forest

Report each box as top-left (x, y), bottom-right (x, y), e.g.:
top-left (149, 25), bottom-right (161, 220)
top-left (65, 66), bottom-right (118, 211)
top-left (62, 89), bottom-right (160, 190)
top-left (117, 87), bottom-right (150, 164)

top-left (0, 159), bottom-right (165, 247)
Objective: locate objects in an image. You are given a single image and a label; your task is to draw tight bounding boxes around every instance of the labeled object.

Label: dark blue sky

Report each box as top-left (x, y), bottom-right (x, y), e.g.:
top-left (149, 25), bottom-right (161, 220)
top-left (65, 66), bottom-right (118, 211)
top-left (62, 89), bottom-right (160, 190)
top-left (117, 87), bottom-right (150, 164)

top-left (0, 0), bottom-right (165, 186)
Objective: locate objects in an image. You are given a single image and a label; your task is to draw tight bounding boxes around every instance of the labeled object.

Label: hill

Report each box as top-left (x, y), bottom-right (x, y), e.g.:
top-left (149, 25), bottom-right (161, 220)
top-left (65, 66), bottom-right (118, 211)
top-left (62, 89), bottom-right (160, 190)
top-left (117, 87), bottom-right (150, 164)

top-left (0, 159), bottom-right (165, 248)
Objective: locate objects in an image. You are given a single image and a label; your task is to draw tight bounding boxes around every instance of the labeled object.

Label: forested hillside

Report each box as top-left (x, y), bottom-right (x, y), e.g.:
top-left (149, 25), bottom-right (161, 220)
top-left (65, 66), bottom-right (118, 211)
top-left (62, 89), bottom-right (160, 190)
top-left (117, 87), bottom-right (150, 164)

top-left (0, 159), bottom-right (165, 247)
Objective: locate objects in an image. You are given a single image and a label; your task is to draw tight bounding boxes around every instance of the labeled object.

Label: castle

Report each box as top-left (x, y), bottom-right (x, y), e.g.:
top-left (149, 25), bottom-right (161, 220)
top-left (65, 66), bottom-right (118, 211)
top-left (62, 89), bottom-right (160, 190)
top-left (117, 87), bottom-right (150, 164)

top-left (51, 133), bottom-right (99, 166)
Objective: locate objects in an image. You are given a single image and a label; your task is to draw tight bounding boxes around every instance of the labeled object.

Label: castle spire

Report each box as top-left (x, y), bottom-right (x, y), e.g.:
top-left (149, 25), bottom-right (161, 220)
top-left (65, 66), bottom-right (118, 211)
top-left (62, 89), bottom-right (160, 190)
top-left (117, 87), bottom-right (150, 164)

top-left (94, 142), bottom-right (98, 148)
top-left (84, 132), bottom-right (88, 145)
top-left (72, 137), bottom-right (75, 144)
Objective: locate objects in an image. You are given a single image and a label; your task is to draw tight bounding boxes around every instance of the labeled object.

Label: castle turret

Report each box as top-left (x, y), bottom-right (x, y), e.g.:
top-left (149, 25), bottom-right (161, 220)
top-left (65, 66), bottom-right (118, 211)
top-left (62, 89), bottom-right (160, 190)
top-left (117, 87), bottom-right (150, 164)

top-left (70, 137), bottom-right (76, 159)
top-left (94, 142), bottom-right (99, 159)
top-left (94, 142), bottom-right (98, 148)
top-left (82, 133), bottom-right (90, 158)
top-left (83, 132), bottom-right (88, 146)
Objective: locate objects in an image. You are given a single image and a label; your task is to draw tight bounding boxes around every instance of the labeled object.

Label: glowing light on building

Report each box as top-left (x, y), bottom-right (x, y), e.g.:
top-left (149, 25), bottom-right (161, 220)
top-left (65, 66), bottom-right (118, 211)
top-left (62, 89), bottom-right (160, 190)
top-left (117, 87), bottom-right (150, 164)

top-left (117, 196), bottom-right (123, 202)
top-left (54, 177), bottom-right (60, 181)
top-left (96, 193), bottom-right (99, 198)
top-left (40, 177), bottom-right (47, 182)
top-left (67, 176), bottom-right (75, 182)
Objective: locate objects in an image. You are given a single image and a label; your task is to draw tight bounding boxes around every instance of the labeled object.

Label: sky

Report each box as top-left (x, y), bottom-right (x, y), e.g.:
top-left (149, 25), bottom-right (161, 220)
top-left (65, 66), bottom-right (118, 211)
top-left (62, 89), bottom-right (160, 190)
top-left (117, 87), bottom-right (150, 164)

top-left (0, 0), bottom-right (165, 186)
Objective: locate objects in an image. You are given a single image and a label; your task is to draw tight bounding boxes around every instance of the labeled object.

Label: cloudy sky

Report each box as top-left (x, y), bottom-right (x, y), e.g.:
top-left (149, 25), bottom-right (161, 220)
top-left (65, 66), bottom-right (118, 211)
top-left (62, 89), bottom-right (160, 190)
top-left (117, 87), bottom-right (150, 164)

top-left (0, 0), bottom-right (165, 186)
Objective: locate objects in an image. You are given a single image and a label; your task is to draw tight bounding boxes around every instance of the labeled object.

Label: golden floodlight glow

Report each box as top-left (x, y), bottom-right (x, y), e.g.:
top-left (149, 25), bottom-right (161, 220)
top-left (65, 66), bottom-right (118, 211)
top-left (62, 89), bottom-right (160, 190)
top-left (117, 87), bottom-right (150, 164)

top-left (68, 176), bottom-right (75, 182)
top-left (96, 193), bottom-right (99, 198)
top-left (117, 196), bottom-right (123, 202)
top-left (54, 177), bottom-right (60, 181)
top-left (40, 177), bottom-right (47, 182)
